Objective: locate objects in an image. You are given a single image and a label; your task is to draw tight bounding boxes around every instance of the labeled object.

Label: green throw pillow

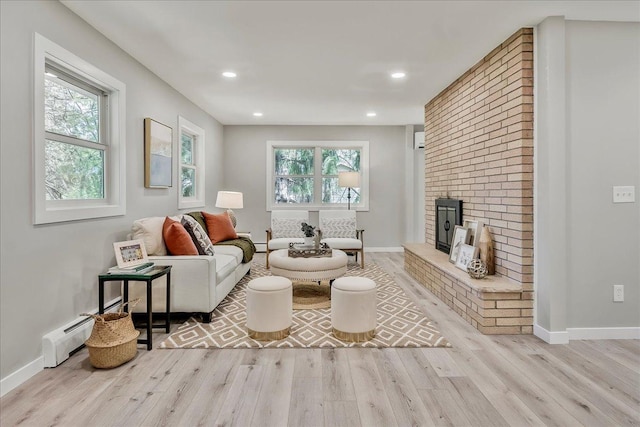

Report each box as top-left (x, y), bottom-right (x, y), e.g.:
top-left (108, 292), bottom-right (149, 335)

top-left (186, 211), bottom-right (208, 234)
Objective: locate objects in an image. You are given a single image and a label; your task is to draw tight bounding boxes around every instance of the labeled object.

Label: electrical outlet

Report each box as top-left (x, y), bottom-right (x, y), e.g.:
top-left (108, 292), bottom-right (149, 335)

top-left (613, 186), bottom-right (635, 203)
top-left (613, 285), bottom-right (624, 302)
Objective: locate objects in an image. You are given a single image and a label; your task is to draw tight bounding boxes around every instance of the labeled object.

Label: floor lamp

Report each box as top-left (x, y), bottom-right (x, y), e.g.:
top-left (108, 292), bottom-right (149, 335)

top-left (338, 172), bottom-right (360, 210)
top-left (215, 191), bottom-right (243, 228)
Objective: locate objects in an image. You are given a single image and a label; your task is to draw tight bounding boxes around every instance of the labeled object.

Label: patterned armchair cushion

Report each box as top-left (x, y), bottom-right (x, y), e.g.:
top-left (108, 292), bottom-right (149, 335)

top-left (271, 218), bottom-right (304, 238)
top-left (321, 217), bottom-right (357, 239)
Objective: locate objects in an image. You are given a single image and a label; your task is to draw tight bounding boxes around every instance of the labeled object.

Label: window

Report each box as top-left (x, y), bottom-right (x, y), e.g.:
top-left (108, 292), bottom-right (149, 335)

top-left (34, 33), bottom-right (126, 224)
top-left (178, 116), bottom-right (205, 209)
top-left (266, 141), bottom-right (369, 211)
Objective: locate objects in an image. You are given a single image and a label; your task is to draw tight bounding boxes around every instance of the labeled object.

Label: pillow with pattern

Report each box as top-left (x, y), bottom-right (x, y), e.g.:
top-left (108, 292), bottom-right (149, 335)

top-left (271, 218), bottom-right (304, 238)
top-left (321, 217), bottom-right (357, 239)
top-left (182, 215), bottom-right (215, 255)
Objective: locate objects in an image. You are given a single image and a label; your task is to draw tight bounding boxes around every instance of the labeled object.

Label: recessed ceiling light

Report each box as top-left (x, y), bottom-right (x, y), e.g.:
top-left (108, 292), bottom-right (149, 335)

top-left (253, 112), bottom-right (263, 117)
top-left (222, 71), bottom-right (237, 78)
top-left (366, 112), bottom-right (377, 117)
top-left (391, 72), bottom-right (406, 79)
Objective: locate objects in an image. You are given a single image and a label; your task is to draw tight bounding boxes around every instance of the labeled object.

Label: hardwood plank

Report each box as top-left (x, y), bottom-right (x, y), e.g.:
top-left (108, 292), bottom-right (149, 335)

top-left (446, 377), bottom-right (510, 427)
top-left (323, 401), bottom-right (361, 427)
top-left (347, 348), bottom-right (398, 427)
top-left (294, 348), bottom-right (322, 378)
top-left (422, 347), bottom-right (464, 377)
top-left (250, 349), bottom-right (295, 427)
top-left (288, 377), bottom-right (324, 427)
top-left (396, 347), bottom-right (441, 390)
top-left (213, 364), bottom-right (265, 427)
top-left (371, 348), bottom-right (435, 426)
top-left (181, 349), bottom-right (243, 426)
top-left (542, 341), bottom-right (640, 416)
top-left (472, 349), bottom-right (580, 427)
top-left (322, 348), bottom-right (356, 401)
top-left (446, 345), bottom-right (546, 427)
top-left (419, 388), bottom-right (473, 427)
top-left (139, 350), bottom-right (223, 426)
top-left (584, 340), bottom-right (640, 373)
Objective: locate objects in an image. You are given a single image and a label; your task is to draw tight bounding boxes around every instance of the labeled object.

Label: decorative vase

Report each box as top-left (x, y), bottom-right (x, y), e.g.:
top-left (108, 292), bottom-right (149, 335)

top-left (478, 226), bottom-right (495, 275)
top-left (304, 236), bottom-right (313, 246)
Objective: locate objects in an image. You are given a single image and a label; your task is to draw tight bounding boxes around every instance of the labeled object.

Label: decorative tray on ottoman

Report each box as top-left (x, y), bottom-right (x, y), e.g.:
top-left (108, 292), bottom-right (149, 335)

top-left (288, 242), bottom-right (332, 258)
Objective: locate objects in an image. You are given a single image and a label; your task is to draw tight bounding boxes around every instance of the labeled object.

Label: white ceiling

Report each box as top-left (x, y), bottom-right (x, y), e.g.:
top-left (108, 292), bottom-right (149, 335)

top-left (61, 1), bottom-right (639, 126)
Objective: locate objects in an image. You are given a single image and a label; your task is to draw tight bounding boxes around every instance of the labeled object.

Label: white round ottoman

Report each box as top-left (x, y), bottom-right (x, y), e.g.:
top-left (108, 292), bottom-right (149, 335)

top-left (269, 249), bottom-right (348, 283)
top-left (331, 277), bottom-right (376, 342)
top-left (246, 276), bottom-right (292, 340)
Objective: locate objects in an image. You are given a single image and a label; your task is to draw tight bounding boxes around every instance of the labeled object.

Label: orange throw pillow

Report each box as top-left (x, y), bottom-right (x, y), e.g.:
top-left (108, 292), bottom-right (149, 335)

top-left (203, 211), bottom-right (238, 244)
top-left (162, 217), bottom-right (198, 255)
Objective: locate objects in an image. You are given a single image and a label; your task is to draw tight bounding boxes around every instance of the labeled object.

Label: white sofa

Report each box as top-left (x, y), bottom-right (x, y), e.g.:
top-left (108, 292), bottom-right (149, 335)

top-left (127, 216), bottom-right (251, 322)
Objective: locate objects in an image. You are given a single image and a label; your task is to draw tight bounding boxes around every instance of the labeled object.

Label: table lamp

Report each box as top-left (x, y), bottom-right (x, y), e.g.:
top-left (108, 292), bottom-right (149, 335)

top-left (215, 190), bottom-right (243, 228)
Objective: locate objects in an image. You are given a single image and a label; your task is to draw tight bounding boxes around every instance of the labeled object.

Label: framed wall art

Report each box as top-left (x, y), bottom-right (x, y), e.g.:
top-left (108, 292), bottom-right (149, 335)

top-left (463, 219), bottom-right (484, 246)
top-left (455, 243), bottom-right (479, 271)
top-left (113, 239), bottom-right (149, 268)
top-left (449, 225), bottom-right (469, 264)
top-left (144, 118), bottom-right (173, 188)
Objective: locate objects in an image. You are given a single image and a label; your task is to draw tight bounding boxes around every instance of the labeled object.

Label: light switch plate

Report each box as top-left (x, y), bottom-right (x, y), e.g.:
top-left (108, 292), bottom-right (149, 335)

top-left (613, 186), bottom-right (635, 203)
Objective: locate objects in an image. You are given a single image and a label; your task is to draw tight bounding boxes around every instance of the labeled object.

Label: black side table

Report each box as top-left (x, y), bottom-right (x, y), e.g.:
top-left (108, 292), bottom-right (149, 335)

top-left (98, 265), bottom-right (172, 350)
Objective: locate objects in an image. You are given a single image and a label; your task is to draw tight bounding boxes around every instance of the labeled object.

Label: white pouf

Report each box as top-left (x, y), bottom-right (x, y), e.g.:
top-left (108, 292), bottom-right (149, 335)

top-left (246, 276), bottom-right (292, 340)
top-left (331, 277), bottom-right (376, 342)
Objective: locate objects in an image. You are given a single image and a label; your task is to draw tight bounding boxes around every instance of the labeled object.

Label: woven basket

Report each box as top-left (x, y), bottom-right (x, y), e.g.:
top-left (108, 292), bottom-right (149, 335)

top-left (81, 300), bottom-right (140, 369)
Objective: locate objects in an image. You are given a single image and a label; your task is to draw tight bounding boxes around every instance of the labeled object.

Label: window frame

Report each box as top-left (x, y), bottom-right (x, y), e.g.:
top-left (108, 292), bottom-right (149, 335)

top-left (177, 116), bottom-right (205, 209)
top-left (266, 140), bottom-right (369, 211)
top-left (33, 33), bottom-right (126, 224)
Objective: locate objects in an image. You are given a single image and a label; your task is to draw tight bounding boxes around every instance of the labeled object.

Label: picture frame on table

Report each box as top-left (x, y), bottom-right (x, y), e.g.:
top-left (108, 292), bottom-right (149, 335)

top-left (449, 225), bottom-right (469, 264)
top-left (113, 239), bottom-right (149, 268)
top-left (455, 244), bottom-right (479, 271)
top-left (463, 219), bottom-right (484, 246)
top-left (144, 117), bottom-right (173, 188)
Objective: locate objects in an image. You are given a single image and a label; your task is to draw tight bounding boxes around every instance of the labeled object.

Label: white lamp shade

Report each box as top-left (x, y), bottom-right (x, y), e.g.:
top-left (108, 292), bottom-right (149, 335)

top-left (338, 172), bottom-right (360, 188)
top-left (215, 191), bottom-right (243, 209)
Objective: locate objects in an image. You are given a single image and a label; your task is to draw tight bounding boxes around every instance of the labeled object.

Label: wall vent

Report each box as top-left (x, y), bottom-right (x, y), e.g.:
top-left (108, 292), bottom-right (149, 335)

top-left (414, 131), bottom-right (425, 149)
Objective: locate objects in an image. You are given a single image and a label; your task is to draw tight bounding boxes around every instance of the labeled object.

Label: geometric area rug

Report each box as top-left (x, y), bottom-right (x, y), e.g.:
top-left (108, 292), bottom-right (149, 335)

top-left (159, 261), bottom-right (451, 349)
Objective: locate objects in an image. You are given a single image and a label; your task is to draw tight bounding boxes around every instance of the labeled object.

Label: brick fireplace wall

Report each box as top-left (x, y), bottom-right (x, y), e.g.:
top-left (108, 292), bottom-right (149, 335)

top-left (424, 28), bottom-right (534, 288)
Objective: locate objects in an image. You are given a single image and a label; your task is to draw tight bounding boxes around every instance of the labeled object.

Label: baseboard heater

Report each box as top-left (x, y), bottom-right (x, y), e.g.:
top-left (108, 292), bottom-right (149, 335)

top-left (42, 296), bottom-right (122, 368)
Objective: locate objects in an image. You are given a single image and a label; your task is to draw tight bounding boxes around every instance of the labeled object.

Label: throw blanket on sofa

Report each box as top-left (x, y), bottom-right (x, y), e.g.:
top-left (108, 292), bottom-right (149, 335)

top-left (215, 236), bottom-right (257, 263)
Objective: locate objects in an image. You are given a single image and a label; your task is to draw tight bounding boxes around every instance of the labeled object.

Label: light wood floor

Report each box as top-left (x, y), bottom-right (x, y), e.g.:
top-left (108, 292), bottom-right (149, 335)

top-left (2, 253), bottom-right (639, 426)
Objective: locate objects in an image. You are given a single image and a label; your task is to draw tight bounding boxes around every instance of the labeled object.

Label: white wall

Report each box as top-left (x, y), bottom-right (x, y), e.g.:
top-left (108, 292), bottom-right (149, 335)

top-left (222, 125), bottom-right (407, 248)
top-left (535, 18), bottom-right (640, 340)
top-left (0, 0), bottom-right (224, 381)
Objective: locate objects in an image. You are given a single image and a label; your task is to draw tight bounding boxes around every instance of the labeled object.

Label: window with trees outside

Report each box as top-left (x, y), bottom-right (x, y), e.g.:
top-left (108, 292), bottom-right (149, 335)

top-left (34, 34), bottom-right (126, 224)
top-left (266, 141), bottom-right (369, 211)
top-left (178, 116), bottom-right (205, 209)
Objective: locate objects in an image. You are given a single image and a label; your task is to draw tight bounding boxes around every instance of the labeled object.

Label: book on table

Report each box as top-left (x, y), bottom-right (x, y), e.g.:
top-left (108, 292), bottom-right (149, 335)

top-left (108, 261), bottom-right (155, 274)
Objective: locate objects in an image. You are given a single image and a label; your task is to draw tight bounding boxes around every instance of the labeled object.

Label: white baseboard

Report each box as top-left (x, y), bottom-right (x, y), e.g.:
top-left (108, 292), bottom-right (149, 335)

top-left (534, 324), bottom-right (569, 344)
top-left (534, 324), bottom-right (639, 343)
top-left (567, 327), bottom-right (640, 340)
top-left (365, 247), bottom-right (404, 252)
top-left (1, 356), bottom-right (44, 397)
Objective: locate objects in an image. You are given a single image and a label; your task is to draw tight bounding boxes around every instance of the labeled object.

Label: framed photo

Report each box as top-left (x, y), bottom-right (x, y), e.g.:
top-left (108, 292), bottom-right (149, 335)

top-left (449, 225), bottom-right (469, 264)
top-left (144, 118), bottom-right (173, 188)
top-left (113, 239), bottom-right (149, 268)
top-left (463, 219), bottom-right (484, 246)
top-left (455, 244), bottom-right (479, 271)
